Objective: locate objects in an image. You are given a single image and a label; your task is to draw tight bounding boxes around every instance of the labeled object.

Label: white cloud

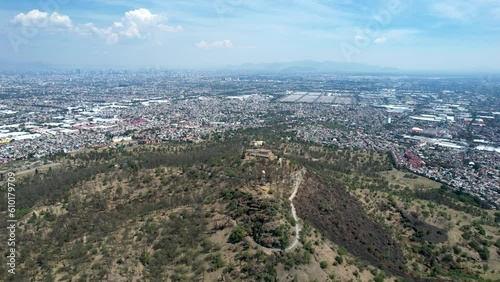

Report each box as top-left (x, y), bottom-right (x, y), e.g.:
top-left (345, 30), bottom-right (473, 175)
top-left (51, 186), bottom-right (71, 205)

top-left (11, 9), bottom-right (72, 29)
top-left (11, 10), bottom-right (48, 26)
top-left (10, 8), bottom-right (181, 44)
top-left (81, 8), bottom-right (182, 44)
top-left (81, 23), bottom-right (119, 44)
top-left (371, 29), bottom-right (419, 44)
top-left (374, 37), bottom-right (386, 44)
top-left (119, 22), bottom-right (141, 38)
top-left (49, 13), bottom-right (72, 28)
top-left (196, 41), bottom-right (209, 48)
top-left (124, 8), bottom-right (161, 24)
top-left (349, 28), bottom-right (419, 47)
top-left (196, 40), bottom-right (233, 49)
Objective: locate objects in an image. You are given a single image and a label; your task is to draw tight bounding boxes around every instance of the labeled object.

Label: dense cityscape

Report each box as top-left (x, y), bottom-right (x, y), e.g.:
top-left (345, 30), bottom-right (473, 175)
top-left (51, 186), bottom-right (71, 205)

top-left (1, 71), bottom-right (499, 208)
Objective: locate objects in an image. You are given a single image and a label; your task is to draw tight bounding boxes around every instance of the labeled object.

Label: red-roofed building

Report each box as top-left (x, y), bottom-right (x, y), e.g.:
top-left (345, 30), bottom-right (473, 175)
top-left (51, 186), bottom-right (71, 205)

top-left (405, 152), bottom-right (426, 168)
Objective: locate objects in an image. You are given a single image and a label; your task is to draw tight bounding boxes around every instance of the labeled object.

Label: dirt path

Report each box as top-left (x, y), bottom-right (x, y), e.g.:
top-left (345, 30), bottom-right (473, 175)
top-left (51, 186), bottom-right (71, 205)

top-left (285, 168), bottom-right (305, 251)
top-left (239, 168), bottom-right (305, 254)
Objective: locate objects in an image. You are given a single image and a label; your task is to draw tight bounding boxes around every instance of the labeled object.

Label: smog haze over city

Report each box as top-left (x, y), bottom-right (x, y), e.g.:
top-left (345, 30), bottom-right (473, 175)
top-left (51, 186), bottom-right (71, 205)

top-left (1, 1), bottom-right (500, 282)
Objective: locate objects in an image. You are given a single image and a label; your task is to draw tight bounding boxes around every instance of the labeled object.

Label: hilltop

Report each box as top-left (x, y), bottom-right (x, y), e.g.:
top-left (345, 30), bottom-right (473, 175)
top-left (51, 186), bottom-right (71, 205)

top-left (1, 128), bottom-right (499, 282)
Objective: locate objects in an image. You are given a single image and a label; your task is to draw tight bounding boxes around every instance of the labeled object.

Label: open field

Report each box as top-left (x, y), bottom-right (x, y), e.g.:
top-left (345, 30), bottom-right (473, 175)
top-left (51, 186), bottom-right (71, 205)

top-left (379, 169), bottom-right (442, 190)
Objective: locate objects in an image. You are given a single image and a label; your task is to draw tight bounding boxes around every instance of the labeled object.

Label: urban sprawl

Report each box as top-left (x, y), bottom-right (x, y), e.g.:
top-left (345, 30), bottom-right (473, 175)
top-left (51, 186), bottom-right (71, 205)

top-left (0, 70), bottom-right (498, 208)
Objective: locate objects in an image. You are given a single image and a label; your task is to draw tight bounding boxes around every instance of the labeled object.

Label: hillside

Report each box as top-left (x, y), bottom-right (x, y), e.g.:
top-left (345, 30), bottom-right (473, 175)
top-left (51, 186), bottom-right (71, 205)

top-left (1, 128), bottom-right (499, 282)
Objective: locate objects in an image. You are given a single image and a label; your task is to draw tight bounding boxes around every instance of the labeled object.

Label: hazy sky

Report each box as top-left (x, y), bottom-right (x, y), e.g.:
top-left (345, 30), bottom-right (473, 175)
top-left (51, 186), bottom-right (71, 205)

top-left (1, 0), bottom-right (499, 71)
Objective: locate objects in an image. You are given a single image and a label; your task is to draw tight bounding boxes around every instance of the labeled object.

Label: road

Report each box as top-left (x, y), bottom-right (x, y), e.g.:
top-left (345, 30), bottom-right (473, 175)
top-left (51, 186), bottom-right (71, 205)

top-left (285, 168), bottom-right (305, 251)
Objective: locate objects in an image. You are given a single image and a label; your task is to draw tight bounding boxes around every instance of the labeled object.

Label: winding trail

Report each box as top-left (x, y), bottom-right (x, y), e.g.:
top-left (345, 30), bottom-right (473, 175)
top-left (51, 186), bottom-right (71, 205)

top-left (233, 168), bottom-right (306, 254)
top-left (285, 168), bottom-right (305, 251)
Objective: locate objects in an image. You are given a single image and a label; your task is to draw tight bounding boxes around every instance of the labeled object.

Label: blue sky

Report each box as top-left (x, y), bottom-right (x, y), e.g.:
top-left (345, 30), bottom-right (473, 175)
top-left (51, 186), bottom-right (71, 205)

top-left (0, 0), bottom-right (499, 71)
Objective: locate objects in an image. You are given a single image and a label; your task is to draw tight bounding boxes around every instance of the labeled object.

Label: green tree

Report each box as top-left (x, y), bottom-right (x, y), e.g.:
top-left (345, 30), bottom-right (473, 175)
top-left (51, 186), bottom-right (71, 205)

top-left (229, 226), bottom-right (247, 243)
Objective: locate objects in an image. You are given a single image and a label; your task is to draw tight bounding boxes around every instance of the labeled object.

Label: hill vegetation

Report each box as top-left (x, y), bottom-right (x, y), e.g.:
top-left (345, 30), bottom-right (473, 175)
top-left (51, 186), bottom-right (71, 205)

top-left (1, 128), bottom-right (498, 281)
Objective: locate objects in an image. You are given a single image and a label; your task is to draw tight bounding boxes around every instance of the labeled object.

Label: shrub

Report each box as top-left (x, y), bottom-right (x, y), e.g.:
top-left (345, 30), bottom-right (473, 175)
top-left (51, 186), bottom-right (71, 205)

top-left (478, 248), bottom-right (490, 261)
top-left (462, 231), bottom-right (472, 240)
top-left (494, 239), bottom-right (500, 248)
top-left (229, 226), bottom-right (247, 243)
top-left (209, 253), bottom-right (225, 270)
top-left (374, 273), bottom-right (385, 282)
top-left (338, 247), bottom-right (347, 256)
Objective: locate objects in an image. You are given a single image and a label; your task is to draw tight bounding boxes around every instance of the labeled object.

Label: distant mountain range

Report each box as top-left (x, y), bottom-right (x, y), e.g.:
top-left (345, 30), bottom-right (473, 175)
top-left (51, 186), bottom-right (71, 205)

top-left (0, 60), bottom-right (398, 74)
top-left (222, 60), bottom-right (400, 74)
top-left (1, 60), bottom-right (498, 76)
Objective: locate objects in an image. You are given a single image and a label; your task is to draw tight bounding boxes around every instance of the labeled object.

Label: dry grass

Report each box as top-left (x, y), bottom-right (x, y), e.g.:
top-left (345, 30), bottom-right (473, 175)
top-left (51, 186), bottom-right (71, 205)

top-left (350, 184), bottom-right (500, 281)
top-left (380, 169), bottom-right (442, 190)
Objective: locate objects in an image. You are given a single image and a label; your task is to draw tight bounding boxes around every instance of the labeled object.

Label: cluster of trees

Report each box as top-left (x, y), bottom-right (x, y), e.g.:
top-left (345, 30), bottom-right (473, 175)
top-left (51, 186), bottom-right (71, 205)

top-left (144, 209), bottom-right (210, 281)
top-left (410, 186), bottom-right (490, 215)
top-left (223, 188), bottom-right (292, 250)
top-left (286, 146), bottom-right (392, 180)
top-left (6, 139), bottom-right (259, 280)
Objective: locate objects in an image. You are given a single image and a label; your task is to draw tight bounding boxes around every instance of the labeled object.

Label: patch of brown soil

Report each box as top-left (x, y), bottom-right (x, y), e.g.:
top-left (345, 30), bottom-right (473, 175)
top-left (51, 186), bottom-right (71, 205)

top-left (295, 171), bottom-right (407, 276)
